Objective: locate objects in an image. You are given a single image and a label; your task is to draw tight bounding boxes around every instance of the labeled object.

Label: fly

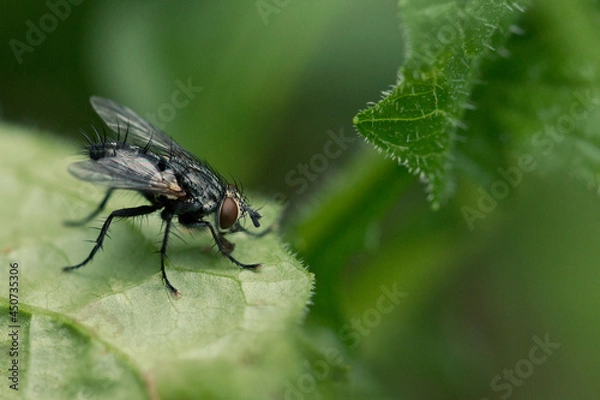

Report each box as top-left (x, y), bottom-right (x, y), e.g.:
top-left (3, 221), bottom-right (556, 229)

top-left (63, 96), bottom-right (269, 296)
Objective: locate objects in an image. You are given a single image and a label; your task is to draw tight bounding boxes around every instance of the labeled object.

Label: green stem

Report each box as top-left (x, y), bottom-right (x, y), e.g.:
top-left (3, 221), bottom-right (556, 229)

top-left (287, 148), bottom-right (416, 326)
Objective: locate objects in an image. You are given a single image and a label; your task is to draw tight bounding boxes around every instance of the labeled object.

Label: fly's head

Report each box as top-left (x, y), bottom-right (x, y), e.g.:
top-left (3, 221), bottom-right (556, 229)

top-left (217, 185), bottom-right (261, 233)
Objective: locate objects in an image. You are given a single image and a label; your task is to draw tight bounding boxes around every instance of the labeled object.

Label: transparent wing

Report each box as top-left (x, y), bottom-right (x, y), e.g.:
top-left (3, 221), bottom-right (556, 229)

top-left (68, 155), bottom-right (186, 199)
top-left (90, 96), bottom-right (193, 158)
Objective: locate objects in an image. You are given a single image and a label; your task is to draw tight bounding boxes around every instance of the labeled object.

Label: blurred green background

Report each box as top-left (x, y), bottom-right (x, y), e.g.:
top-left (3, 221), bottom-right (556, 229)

top-left (2, 1), bottom-right (599, 399)
top-left (0, 0), bottom-right (404, 201)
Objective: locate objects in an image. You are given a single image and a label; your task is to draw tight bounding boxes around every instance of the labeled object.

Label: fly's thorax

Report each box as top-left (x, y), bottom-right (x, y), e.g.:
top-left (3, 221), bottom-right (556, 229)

top-left (168, 158), bottom-right (225, 215)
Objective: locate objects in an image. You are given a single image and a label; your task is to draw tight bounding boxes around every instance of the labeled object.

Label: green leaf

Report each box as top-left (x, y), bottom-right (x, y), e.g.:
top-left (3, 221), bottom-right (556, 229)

top-left (463, 0), bottom-right (600, 190)
top-left (353, 0), bottom-right (531, 208)
top-left (0, 124), bottom-right (314, 399)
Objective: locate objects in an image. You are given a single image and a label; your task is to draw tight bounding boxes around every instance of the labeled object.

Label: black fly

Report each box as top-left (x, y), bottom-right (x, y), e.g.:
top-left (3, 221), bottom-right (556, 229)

top-left (63, 96), bottom-right (268, 296)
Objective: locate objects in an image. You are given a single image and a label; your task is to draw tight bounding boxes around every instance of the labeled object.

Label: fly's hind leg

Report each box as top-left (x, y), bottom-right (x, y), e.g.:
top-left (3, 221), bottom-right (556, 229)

top-left (63, 204), bottom-right (160, 272)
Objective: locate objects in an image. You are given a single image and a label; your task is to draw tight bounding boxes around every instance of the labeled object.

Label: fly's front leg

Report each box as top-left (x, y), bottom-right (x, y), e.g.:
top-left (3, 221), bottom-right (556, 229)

top-left (217, 233), bottom-right (235, 254)
top-left (187, 220), bottom-right (260, 269)
top-left (226, 224), bottom-right (274, 238)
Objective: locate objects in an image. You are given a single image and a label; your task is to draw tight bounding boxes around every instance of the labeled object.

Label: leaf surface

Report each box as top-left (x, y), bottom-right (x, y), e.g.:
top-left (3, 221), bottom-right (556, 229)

top-left (0, 125), bottom-right (313, 399)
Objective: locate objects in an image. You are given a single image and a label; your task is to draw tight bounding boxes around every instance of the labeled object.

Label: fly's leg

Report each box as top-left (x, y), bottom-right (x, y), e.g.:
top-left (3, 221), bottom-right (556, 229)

top-left (64, 189), bottom-right (114, 227)
top-left (187, 220), bottom-right (260, 269)
top-left (226, 224), bottom-right (274, 238)
top-left (63, 204), bottom-right (161, 272)
top-left (216, 233), bottom-right (235, 254)
top-left (159, 211), bottom-right (180, 297)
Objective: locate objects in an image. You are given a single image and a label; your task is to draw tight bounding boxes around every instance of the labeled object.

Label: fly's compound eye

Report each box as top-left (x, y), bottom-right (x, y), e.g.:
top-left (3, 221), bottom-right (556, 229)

top-left (219, 197), bottom-right (239, 230)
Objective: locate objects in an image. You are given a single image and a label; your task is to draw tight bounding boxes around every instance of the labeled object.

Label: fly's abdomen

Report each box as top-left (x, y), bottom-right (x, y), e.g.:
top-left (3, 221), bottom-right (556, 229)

top-left (89, 142), bottom-right (141, 161)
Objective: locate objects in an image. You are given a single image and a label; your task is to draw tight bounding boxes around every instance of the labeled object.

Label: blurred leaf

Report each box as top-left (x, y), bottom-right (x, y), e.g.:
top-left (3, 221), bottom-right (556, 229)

top-left (353, 0), bottom-right (531, 207)
top-left (342, 1), bottom-right (600, 397)
top-left (463, 0), bottom-right (600, 187)
top-left (0, 124), bottom-right (317, 399)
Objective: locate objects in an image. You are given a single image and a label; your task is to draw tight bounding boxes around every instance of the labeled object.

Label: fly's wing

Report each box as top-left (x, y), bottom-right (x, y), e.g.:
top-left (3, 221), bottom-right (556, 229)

top-left (68, 155), bottom-right (186, 199)
top-left (90, 96), bottom-right (194, 159)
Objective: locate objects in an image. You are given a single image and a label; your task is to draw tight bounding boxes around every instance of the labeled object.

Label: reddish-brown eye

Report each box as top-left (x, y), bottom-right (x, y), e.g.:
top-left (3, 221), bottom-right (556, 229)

top-left (219, 197), bottom-right (238, 229)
